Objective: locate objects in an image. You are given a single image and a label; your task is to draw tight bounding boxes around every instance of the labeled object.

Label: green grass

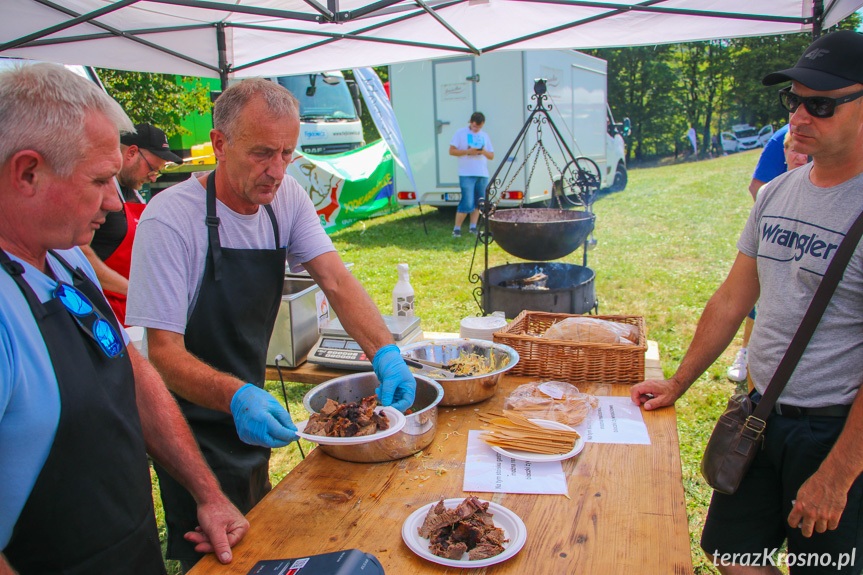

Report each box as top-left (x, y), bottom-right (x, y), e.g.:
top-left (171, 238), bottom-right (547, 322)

top-left (152, 149), bottom-right (762, 574)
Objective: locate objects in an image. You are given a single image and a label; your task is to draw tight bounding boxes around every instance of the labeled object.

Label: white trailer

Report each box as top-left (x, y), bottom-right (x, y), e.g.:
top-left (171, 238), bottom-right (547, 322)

top-left (389, 50), bottom-right (628, 209)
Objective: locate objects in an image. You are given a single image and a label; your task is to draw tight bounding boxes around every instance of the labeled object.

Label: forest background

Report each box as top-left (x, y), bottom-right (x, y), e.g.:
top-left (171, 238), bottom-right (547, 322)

top-left (97, 14), bottom-right (862, 165)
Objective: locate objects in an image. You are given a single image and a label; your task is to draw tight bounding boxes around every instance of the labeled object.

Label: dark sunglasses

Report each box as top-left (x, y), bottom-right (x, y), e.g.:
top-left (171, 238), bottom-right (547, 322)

top-left (779, 86), bottom-right (863, 118)
top-left (53, 281), bottom-right (124, 358)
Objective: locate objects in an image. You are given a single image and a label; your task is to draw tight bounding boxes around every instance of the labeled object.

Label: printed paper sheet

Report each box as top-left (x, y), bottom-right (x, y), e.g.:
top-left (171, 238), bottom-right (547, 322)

top-left (462, 430), bottom-right (568, 495)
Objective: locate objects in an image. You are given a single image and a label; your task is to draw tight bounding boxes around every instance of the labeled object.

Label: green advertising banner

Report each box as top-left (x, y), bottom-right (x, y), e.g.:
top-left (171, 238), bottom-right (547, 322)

top-left (289, 140), bottom-right (399, 234)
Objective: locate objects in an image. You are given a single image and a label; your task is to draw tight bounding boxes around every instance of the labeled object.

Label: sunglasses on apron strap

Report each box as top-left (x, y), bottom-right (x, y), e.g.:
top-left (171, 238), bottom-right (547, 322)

top-left (53, 281), bottom-right (124, 358)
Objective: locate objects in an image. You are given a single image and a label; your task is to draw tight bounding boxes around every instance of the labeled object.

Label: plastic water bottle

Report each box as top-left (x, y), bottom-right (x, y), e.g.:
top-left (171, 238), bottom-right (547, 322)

top-left (392, 263), bottom-right (415, 317)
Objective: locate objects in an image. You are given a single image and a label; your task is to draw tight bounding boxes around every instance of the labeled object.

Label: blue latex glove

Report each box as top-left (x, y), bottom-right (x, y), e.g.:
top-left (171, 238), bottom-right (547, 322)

top-left (230, 384), bottom-right (298, 448)
top-left (372, 344), bottom-right (416, 413)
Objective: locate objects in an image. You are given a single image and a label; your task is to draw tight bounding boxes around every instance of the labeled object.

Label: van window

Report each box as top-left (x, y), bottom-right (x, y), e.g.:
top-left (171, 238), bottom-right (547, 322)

top-left (276, 75), bottom-right (357, 121)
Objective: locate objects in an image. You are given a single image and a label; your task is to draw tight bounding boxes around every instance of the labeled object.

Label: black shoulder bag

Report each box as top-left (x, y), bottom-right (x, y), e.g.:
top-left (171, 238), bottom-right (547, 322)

top-left (701, 208), bottom-right (863, 495)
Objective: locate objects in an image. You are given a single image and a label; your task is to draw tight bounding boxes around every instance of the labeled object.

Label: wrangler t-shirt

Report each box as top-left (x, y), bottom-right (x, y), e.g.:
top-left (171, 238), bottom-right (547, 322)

top-left (738, 163), bottom-right (863, 407)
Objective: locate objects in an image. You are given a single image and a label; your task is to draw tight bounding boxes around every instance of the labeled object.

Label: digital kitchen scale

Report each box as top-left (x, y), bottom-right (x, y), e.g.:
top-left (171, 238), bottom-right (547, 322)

top-left (307, 314), bottom-right (423, 370)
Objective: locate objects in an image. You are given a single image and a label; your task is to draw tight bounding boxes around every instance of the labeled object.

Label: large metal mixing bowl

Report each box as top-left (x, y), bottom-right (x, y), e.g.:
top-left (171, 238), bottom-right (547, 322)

top-left (302, 373), bottom-right (443, 463)
top-left (488, 208), bottom-right (596, 261)
top-left (400, 339), bottom-right (519, 406)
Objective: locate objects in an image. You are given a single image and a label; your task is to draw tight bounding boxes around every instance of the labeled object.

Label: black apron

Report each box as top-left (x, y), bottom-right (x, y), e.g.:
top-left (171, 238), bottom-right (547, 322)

top-left (154, 172), bottom-right (286, 561)
top-left (0, 249), bottom-right (165, 575)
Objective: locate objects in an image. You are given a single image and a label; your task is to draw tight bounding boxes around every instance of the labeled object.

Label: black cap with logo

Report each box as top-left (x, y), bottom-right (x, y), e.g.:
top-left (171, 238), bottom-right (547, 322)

top-left (762, 30), bottom-right (863, 91)
top-left (120, 123), bottom-right (183, 164)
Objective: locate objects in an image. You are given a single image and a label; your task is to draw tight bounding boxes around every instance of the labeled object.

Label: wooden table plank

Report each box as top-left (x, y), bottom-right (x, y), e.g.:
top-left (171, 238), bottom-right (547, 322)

top-left (191, 342), bottom-right (692, 575)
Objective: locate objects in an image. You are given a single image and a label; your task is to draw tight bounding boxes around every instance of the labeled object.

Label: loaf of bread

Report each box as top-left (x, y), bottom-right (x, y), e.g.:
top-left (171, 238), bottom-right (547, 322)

top-left (543, 317), bottom-right (638, 345)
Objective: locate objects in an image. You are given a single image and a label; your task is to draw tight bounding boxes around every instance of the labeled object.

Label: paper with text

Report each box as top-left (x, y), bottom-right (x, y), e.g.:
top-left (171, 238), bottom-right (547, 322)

top-left (463, 430), bottom-right (568, 494)
top-left (574, 396), bottom-right (651, 445)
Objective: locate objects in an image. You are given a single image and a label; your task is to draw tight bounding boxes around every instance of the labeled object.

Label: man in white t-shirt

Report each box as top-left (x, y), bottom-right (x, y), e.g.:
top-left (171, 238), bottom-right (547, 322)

top-left (449, 112), bottom-right (494, 237)
top-left (126, 78), bottom-right (416, 572)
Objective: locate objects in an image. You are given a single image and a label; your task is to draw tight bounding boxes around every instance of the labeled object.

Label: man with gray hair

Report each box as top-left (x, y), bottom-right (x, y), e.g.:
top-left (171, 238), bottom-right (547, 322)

top-left (0, 63), bottom-right (249, 575)
top-left (127, 78), bottom-right (416, 570)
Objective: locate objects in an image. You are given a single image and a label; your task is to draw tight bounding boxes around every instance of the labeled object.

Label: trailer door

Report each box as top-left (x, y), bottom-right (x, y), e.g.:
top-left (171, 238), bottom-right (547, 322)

top-left (433, 58), bottom-right (476, 188)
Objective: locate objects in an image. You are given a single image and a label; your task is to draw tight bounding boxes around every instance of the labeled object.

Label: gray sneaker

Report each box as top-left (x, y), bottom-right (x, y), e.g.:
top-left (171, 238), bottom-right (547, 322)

top-left (452, 229), bottom-right (462, 237)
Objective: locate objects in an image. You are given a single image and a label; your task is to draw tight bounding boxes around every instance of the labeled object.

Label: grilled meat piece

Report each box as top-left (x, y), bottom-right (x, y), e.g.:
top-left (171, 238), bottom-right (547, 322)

top-left (480, 525), bottom-right (505, 546)
top-left (320, 398), bottom-right (341, 417)
top-left (430, 541), bottom-right (467, 560)
top-left (303, 419), bottom-right (327, 436)
top-left (303, 396), bottom-right (388, 437)
top-left (451, 522), bottom-right (481, 549)
top-left (468, 543), bottom-right (505, 561)
top-left (418, 497), bottom-right (484, 538)
top-left (419, 497), bottom-right (506, 561)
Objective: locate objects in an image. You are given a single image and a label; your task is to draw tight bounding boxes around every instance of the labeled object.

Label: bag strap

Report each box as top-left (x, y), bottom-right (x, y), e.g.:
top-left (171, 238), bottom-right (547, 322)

top-left (752, 207), bottom-right (863, 422)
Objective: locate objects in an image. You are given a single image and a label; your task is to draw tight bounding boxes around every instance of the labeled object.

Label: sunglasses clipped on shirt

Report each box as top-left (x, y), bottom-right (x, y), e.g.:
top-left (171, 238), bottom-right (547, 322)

top-left (53, 281), bottom-right (124, 358)
top-left (779, 86), bottom-right (863, 118)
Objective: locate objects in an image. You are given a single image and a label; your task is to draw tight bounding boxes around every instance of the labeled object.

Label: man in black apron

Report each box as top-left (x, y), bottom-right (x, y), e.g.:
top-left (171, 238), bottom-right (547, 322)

top-left (0, 63), bottom-right (248, 574)
top-left (126, 78), bottom-right (416, 571)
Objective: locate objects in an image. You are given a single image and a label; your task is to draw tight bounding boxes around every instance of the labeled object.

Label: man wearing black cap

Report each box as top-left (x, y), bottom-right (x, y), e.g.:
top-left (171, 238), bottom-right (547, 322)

top-left (631, 30), bottom-right (863, 573)
top-left (81, 123), bottom-right (183, 325)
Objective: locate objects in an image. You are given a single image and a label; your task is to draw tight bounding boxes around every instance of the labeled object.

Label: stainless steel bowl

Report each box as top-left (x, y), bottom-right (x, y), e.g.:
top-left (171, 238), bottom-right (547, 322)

top-left (302, 373), bottom-right (443, 463)
top-left (400, 339), bottom-right (519, 406)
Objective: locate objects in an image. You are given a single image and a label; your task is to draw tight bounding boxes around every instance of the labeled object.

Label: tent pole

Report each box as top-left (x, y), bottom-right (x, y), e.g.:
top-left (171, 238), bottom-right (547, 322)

top-left (812, 0), bottom-right (823, 39)
top-left (217, 23), bottom-right (228, 91)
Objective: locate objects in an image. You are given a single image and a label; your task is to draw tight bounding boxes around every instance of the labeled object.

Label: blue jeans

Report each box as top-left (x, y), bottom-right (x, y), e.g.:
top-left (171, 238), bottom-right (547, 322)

top-left (457, 176), bottom-right (489, 214)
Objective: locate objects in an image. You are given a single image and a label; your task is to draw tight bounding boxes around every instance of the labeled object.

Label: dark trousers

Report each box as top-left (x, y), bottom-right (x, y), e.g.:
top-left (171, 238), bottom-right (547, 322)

top-left (701, 410), bottom-right (863, 574)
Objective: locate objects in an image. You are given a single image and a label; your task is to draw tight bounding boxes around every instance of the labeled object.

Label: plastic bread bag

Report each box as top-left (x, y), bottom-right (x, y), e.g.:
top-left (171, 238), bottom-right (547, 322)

top-left (503, 380), bottom-right (598, 426)
top-left (543, 317), bottom-right (639, 345)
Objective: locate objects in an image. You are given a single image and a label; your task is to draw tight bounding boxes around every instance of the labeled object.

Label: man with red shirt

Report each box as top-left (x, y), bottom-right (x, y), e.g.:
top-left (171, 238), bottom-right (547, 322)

top-left (81, 124), bottom-right (182, 325)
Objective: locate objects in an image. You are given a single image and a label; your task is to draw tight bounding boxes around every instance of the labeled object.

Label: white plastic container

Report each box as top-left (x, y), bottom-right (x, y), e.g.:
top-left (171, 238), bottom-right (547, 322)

top-left (392, 263), bottom-right (415, 317)
top-left (459, 313), bottom-right (507, 341)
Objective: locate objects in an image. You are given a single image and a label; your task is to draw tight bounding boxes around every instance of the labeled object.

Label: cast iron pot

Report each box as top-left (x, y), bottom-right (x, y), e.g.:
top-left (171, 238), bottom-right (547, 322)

top-left (488, 208), bottom-right (596, 261)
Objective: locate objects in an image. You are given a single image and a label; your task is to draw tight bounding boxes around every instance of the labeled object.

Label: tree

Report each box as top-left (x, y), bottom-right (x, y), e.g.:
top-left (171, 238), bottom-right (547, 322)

top-left (595, 12), bottom-right (861, 163)
top-left (97, 69), bottom-right (213, 138)
top-left (726, 14), bottom-right (860, 130)
top-left (593, 45), bottom-right (682, 161)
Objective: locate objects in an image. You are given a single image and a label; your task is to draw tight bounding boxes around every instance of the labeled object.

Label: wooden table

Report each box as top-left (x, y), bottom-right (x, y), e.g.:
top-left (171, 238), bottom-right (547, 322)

top-left (192, 341), bottom-right (693, 574)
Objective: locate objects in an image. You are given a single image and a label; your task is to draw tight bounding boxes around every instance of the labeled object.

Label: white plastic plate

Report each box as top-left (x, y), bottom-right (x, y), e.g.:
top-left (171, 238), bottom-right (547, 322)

top-left (487, 418), bottom-right (585, 462)
top-left (401, 498), bottom-right (527, 568)
top-left (295, 406), bottom-right (406, 445)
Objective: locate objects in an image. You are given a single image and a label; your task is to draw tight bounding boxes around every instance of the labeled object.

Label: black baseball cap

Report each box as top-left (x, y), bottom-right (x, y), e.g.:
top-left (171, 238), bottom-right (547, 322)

top-left (120, 123), bottom-right (183, 164)
top-left (762, 30), bottom-right (863, 91)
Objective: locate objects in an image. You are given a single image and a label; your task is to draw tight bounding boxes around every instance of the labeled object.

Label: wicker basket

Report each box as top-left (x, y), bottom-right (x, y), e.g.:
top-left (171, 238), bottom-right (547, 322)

top-left (493, 311), bottom-right (647, 384)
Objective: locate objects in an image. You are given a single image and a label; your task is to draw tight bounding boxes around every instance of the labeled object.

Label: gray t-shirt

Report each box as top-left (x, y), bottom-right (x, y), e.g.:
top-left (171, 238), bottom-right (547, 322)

top-left (738, 164), bottom-right (863, 407)
top-left (126, 172), bottom-right (335, 334)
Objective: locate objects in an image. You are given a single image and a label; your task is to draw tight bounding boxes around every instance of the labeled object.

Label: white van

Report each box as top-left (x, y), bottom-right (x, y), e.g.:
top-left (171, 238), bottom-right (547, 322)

top-left (271, 71), bottom-right (365, 155)
top-left (389, 50), bottom-right (628, 208)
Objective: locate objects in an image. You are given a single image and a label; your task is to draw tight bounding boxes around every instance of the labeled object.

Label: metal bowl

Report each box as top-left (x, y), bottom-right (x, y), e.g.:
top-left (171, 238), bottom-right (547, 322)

top-left (302, 373), bottom-right (443, 463)
top-left (488, 208), bottom-right (596, 261)
top-left (400, 339), bottom-right (519, 406)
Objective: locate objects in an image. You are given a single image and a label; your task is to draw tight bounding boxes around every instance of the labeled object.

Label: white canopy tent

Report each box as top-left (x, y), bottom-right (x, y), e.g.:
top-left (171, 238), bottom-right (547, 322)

top-left (2, 0), bottom-right (862, 87)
